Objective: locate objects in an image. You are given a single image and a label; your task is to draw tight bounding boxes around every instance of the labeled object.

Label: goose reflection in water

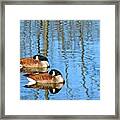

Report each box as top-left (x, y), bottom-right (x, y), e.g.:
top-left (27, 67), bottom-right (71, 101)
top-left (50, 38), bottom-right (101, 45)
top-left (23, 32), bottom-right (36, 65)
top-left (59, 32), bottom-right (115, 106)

top-left (20, 55), bottom-right (50, 73)
top-left (23, 69), bottom-right (65, 94)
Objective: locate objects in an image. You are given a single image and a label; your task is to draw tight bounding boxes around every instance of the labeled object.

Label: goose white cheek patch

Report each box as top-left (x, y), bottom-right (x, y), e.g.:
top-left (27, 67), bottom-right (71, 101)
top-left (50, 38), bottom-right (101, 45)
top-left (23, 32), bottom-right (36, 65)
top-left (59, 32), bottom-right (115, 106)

top-left (52, 71), bottom-right (55, 76)
top-left (35, 56), bottom-right (39, 60)
top-left (52, 89), bottom-right (55, 93)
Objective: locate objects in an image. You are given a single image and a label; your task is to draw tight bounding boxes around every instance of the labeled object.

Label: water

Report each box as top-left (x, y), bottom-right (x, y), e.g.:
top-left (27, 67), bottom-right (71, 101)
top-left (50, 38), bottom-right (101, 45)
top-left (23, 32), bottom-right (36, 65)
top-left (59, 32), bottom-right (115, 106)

top-left (20, 20), bottom-right (100, 100)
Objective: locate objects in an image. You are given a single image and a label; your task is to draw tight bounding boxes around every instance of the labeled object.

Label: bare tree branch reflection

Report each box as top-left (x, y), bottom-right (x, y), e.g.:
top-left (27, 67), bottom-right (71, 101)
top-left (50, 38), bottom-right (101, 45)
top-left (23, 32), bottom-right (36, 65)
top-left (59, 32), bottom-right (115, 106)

top-left (79, 21), bottom-right (90, 99)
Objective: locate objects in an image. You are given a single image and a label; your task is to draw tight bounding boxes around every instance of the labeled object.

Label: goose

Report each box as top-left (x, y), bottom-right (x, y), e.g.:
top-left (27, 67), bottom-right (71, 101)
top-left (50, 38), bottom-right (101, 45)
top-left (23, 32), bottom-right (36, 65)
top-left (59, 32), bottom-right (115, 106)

top-left (20, 55), bottom-right (50, 73)
top-left (24, 69), bottom-right (65, 94)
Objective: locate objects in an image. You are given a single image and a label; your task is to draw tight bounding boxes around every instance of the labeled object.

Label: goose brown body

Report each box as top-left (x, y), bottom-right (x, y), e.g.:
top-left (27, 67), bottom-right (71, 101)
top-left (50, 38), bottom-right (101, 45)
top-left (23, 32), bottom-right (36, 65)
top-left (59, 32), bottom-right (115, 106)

top-left (20, 57), bottom-right (44, 68)
top-left (26, 73), bottom-right (54, 84)
top-left (24, 69), bottom-right (64, 84)
top-left (20, 55), bottom-right (50, 73)
top-left (24, 69), bottom-right (65, 94)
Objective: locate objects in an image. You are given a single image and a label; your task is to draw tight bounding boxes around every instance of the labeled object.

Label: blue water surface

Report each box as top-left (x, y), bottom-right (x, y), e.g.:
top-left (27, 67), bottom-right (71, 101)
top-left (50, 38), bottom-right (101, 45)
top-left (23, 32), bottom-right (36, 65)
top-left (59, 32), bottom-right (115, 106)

top-left (20, 20), bottom-right (100, 100)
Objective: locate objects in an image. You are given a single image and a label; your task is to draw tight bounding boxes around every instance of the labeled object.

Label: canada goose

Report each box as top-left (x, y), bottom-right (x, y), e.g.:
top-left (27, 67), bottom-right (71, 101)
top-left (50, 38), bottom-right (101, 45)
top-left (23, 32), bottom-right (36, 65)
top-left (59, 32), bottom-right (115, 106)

top-left (24, 69), bottom-right (65, 94)
top-left (20, 55), bottom-right (50, 73)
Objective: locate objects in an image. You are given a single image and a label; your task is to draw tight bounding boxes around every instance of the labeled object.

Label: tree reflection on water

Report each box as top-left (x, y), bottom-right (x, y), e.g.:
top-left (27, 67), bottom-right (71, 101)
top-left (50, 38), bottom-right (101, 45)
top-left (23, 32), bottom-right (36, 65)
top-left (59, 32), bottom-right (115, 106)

top-left (20, 20), bottom-right (100, 100)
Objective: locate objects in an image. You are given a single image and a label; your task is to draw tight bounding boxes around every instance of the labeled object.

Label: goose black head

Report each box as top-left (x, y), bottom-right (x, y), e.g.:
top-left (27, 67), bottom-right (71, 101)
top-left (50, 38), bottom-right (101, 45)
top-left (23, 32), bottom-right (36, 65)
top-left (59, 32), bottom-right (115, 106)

top-left (33, 55), bottom-right (48, 62)
top-left (49, 69), bottom-right (62, 76)
top-left (33, 55), bottom-right (50, 68)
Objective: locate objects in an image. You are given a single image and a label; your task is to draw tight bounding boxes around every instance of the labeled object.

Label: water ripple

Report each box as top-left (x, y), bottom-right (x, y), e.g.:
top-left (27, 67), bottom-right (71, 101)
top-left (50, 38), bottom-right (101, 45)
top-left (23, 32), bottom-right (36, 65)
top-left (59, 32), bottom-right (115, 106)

top-left (20, 20), bottom-right (100, 100)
